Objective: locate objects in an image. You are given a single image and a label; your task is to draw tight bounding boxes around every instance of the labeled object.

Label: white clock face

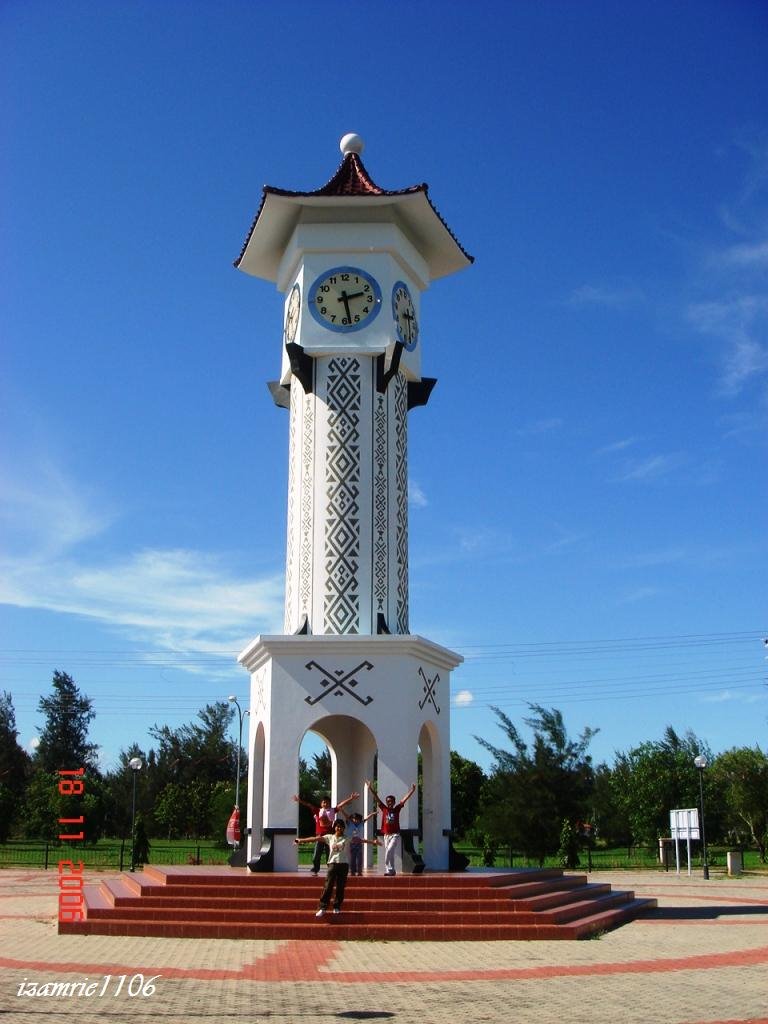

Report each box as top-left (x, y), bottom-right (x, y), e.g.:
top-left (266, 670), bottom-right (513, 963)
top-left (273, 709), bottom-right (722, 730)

top-left (284, 283), bottom-right (300, 344)
top-left (308, 266), bottom-right (382, 333)
top-left (392, 281), bottom-right (418, 350)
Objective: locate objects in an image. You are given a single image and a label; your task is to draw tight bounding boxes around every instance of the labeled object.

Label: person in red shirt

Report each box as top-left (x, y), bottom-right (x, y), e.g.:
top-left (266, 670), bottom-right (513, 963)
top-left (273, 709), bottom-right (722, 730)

top-left (292, 792), bottom-right (358, 874)
top-left (365, 779), bottom-right (416, 876)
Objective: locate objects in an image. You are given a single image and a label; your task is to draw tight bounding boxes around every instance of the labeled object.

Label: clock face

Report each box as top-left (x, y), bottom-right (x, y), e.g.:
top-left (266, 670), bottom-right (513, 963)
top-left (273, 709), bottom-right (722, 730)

top-left (392, 281), bottom-right (418, 350)
top-left (284, 283), bottom-right (301, 344)
top-left (308, 266), bottom-right (382, 333)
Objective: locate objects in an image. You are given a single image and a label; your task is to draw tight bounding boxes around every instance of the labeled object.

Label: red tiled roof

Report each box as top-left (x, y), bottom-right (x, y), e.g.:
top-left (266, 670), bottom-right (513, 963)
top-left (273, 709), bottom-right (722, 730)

top-left (235, 151), bottom-right (473, 273)
top-left (267, 151), bottom-right (422, 199)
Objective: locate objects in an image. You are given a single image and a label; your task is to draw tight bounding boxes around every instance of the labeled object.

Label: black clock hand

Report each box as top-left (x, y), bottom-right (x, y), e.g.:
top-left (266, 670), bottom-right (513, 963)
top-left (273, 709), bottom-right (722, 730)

top-left (337, 290), bottom-right (353, 322)
top-left (403, 310), bottom-right (414, 340)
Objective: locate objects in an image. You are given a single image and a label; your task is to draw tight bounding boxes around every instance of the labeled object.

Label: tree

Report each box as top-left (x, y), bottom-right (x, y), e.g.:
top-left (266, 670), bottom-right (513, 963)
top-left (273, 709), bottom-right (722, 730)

top-left (149, 701), bottom-right (237, 790)
top-left (474, 705), bottom-right (598, 865)
top-left (0, 692), bottom-right (31, 841)
top-left (449, 751), bottom-right (486, 838)
top-left (610, 727), bottom-right (717, 846)
top-left (34, 671), bottom-right (99, 775)
top-left (712, 746), bottom-right (768, 861)
top-left (590, 762), bottom-right (632, 847)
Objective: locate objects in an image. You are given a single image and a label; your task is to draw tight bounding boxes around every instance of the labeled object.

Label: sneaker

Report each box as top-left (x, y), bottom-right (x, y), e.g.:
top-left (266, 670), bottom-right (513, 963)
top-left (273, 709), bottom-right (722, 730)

top-left (310, 870), bottom-right (318, 875)
top-left (332, 908), bottom-right (340, 915)
top-left (315, 909), bottom-right (325, 917)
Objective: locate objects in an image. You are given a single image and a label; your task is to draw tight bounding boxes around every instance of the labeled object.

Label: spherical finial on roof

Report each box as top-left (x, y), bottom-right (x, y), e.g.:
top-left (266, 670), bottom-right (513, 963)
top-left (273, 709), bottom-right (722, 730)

top-left (340, 133), bottom-right (364, 156)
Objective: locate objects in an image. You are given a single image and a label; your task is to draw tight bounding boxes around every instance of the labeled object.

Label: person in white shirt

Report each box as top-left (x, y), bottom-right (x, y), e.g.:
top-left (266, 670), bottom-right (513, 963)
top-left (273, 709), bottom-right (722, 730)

top-left (295, 819), bottom-right (381, 916)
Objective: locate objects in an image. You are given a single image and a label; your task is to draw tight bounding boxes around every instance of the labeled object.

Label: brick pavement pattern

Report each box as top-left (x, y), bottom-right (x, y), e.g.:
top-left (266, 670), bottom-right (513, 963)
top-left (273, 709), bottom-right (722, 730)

top-left (1, 867), bottom-right (766, 1024)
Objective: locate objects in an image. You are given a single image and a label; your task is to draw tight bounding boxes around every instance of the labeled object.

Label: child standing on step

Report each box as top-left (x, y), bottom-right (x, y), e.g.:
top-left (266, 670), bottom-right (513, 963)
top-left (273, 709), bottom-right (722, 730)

top-left (295, 819), bottom-right (381, 916)
top-left (337, 808), bottom-right (377, 876)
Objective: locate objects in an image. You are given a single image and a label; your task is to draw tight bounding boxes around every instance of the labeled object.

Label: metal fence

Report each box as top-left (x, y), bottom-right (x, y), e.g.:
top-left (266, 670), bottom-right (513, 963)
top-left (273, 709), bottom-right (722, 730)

top-left (461, 845), bottom-right (671, 871)
top-left (0, 841), bottom-right (232, 870)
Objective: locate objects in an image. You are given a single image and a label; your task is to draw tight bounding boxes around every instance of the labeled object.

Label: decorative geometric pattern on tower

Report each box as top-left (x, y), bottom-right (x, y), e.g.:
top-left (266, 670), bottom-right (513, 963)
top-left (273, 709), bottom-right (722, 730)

top-left (303, 660), bottom-right (374, 706)
top-left (394, 372), bottom-right (409, 633)
top-left (284, 384), bottom-right (299, 631)
top-left (299, 391), bottom-right (314, 623)
top-left (373, 392), bottom-right (388, 614)
top-left (418, 667), bottom-right (441, 714)
top-left (324, 358), bottom-right (362, 633)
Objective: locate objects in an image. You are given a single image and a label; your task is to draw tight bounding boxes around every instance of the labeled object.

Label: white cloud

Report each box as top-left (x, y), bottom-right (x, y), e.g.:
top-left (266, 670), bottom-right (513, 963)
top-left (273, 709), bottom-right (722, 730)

top-left (0, 459), bottom-right (284, 661)
top-left (0, 458), bottom-right (113, 559)
top-left (409, 480), bottom-right (428, 508)
top-left (453, 690), bottom-right (474, 707)
top-left (720, 239), bottom-right (768, 268)
top-left (0, 547), bottom-right (284, 656)
top-left (688, 295), bottom-right (768, 395)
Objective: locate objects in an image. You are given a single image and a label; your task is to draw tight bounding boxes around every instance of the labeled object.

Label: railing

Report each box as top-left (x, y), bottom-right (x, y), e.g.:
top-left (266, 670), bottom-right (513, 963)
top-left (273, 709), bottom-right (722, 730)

top-left (459, 845), bottom-right (672, 871)
top-left (0, 840), bottom-right (233, 870)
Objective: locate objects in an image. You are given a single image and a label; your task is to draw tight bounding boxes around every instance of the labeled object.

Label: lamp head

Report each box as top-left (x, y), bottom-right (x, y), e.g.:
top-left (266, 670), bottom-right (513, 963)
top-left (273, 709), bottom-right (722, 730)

top-left (693, 754), bottom-right (708, 771)
top-left (128, 756), bottom-right (143, 772)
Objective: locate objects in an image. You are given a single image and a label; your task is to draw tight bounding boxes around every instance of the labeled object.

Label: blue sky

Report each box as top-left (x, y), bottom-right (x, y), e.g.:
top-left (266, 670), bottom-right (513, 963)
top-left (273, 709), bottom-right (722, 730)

top-left (2, 0), bottom-right (766, 776)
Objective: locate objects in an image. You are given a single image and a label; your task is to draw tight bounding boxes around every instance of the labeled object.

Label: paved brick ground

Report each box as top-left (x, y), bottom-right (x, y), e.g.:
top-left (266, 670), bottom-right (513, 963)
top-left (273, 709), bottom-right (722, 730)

top-left (1, 866), bottom-right (766, 1024)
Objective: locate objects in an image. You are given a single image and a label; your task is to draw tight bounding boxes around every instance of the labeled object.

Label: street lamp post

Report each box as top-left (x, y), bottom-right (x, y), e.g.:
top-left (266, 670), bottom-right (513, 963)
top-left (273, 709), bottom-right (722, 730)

top-left (128, 756), bottom-right (143, 872)
top-left (693, 754), bottom-right (709, 880)
top-left (227, 696), bottom-right (249, 847)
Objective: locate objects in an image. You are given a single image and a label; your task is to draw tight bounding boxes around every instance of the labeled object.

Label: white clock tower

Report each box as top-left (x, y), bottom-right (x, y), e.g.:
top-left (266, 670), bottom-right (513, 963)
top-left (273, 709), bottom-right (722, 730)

top-left (235, 134), bottom-right (472, 872)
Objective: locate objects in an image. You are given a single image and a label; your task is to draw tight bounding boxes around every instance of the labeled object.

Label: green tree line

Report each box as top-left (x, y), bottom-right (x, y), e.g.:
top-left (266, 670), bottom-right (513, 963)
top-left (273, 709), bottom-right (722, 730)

top-left (1, 674), bottom-right (766, 864)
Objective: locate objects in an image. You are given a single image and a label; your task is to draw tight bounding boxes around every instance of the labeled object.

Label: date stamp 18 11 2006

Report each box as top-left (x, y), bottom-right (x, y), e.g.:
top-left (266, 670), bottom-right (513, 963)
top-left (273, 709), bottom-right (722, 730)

top-left (57, 767), bottom-right (86, 923)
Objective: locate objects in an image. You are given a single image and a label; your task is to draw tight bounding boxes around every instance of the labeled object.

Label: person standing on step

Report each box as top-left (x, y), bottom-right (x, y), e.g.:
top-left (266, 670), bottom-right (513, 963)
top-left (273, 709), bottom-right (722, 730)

top-left (337, 807), bottom-right (377, 876)
top-left (365, 779), bottom-right (416, 876)
top-left (295, 819), bottom-right (381, 917)
top-left (292, 791), bottom-right (358, 874)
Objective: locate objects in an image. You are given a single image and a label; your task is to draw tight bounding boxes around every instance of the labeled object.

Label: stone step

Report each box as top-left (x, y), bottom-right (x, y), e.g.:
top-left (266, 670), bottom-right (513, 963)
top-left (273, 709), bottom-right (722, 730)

top-left (62, 868), bottom-right (658, 941)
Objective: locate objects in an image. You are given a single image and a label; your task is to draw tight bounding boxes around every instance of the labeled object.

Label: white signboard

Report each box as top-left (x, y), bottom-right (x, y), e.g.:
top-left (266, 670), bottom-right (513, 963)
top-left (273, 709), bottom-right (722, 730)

top-left (670, 808), bottom-right (699, 840)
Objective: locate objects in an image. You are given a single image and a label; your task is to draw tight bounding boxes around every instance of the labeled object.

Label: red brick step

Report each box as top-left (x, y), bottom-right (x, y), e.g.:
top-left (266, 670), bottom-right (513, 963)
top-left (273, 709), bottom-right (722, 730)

top-left (60, 866), bottom-right (656, 941)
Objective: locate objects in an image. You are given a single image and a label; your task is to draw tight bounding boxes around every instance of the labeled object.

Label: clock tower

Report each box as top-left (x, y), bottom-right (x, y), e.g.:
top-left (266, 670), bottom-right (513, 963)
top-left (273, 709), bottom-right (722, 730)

top-left (236, 134), bottom-right (472, 872)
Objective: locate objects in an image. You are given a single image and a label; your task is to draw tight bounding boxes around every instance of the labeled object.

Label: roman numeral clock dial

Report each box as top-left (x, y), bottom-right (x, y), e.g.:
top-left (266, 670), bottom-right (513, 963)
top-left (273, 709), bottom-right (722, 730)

top-left (308, 266), bottom-right (382, 332)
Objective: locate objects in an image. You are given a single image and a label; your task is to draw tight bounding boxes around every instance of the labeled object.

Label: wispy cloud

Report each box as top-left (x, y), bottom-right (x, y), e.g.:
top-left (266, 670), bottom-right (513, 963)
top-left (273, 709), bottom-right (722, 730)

top-left (0, 458), bottom-right (113, 559)
top-left (453, 690), bottom-right (474, 707)
top-left (409, 479), bottom-right (428, 508)
top-left (0, 459), bottom-right (284, 661)
top-left (687, 296), bottom-right (768, 395)
top-left (568, 283), bottom-right (643, 308)
top-left (514, 417), bottom-right (563, 437)
top-left (595, 437), bottom-right (641, 457)
top-left (617, 547), bottom-right (687, 569)
top-left (616, 586), bottom-right (660, 605)
top-left (719, 239), bottom-right (768, 268)
top-left (616, 453), bottom-right (684, 482)
top-left (701, 689), bottom-right (766, 705)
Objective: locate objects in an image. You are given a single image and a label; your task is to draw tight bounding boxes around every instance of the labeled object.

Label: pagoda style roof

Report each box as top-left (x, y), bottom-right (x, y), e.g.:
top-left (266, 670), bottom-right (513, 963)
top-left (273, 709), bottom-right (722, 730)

top-left (235, 136), bottom-right (473, 283)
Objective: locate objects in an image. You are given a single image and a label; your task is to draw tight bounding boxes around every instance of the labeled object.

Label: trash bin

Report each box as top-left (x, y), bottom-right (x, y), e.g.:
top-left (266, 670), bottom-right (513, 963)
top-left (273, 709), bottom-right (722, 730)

top-left (726, 850), bottom-right (743, 876)
top-left (658, 838), bottom-right (675, 870)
